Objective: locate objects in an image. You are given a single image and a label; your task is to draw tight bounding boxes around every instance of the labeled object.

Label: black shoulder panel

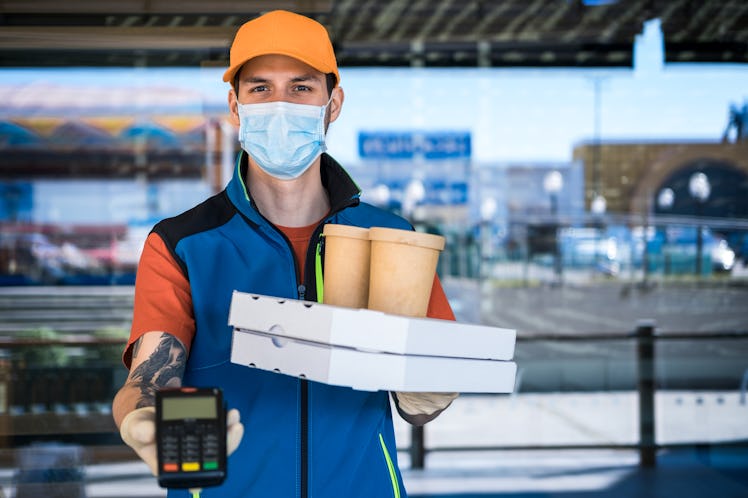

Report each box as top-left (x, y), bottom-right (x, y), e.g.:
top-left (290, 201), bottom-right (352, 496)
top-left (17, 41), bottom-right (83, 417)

top-left (151, 190), bottom-right (236, 276)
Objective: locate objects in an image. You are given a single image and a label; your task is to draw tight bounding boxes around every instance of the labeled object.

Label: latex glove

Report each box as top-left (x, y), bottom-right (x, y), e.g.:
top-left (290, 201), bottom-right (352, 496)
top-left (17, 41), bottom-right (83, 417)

top-left (120, 406), bottom-right (245, 476)
top-left (225, 408), bottom-right (245, 455)
top-left (394, 392), bottom-right (459, 416)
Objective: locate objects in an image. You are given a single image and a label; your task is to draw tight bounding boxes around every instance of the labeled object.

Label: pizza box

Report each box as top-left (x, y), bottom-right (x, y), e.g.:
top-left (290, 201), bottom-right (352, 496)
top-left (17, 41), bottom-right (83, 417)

top-left (228, 292), bottom-right (515, 360)
top-left (228, 292), bottom-right (517, 393)
top-left (230, 328), bottom-right (517, 393)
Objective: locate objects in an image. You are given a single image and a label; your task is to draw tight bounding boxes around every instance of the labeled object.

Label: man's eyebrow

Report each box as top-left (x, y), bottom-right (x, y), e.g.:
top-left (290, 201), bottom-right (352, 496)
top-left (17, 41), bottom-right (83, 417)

top-left (243, 76), bottom-right (270, 84)
top-left (241, 74), bottom-right (322, 84)
top-left (290, 74), bottom-right (322, 83)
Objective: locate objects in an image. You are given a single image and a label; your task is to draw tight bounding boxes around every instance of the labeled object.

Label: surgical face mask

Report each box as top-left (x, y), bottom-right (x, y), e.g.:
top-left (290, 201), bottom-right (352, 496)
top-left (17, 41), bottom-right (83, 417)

top-left (237, 99), bottom-right (330, 180)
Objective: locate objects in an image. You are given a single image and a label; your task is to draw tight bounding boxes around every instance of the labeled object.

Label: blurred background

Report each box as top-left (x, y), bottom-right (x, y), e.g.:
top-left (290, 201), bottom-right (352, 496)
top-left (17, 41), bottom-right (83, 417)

top-left (0, 1), bottom-right (747, 497)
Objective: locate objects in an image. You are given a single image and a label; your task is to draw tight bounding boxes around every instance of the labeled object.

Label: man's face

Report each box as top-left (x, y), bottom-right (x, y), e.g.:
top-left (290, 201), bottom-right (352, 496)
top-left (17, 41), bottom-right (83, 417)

top-left (228, 54), bottom-right (343, 128)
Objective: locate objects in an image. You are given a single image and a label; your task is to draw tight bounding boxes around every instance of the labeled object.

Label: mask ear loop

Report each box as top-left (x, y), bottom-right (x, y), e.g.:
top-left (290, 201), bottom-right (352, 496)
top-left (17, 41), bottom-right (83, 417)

top-left (319, 93), bottom-right (334, 138)
top-left (318, 88), bottom-right (335, 136)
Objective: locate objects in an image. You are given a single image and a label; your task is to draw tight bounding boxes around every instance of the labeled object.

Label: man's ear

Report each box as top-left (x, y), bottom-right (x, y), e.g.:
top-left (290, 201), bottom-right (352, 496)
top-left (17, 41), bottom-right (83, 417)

top-left (228, 88), bottom-right (240, 127)
top-left (328, 86), bottom-right (345, 124)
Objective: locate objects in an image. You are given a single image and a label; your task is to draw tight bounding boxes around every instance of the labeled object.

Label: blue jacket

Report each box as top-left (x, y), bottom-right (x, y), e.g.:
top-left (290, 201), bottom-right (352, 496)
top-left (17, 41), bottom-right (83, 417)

top-left (153, 152), bottom-right (412, 498)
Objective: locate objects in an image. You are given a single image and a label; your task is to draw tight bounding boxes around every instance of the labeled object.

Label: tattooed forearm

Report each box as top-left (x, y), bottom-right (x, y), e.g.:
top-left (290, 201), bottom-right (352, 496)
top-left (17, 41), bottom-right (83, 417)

top-left (128, 334), bottom-right (186, 408)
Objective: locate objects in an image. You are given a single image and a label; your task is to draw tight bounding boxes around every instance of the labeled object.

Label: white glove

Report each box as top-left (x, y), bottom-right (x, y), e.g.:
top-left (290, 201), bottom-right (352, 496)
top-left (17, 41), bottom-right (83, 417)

top-left (394, 392), bottom-right (459, 416)
top-left (120, 406), bottom-right (245, 476)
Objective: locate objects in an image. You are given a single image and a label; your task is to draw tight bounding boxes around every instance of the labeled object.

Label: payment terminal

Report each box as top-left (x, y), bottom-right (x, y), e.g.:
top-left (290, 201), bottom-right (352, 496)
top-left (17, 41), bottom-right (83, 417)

top-left (155, 387), bottom-right (227, 489)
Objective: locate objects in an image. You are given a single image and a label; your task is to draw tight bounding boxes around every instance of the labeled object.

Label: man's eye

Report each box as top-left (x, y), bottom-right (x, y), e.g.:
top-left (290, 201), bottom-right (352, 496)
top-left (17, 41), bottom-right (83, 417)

top-left (294, 85), bottom-right (311, 92)
top-left (249, 85), bottom-right (268, 92)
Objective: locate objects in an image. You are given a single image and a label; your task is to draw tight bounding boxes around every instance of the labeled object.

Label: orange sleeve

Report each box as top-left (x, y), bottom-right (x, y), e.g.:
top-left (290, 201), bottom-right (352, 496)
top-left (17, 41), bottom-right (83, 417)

top-left (123, 232), bottom-right (195, 368)
top-left (426, 274), bottom-right (455, 321)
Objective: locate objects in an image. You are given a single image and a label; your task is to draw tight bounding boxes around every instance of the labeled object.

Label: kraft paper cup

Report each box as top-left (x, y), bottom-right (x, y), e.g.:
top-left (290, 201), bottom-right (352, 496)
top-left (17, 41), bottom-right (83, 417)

top-left (322, 224), bottom-right (371, 309)
top-left (367, 227), bottom-right (445, 317)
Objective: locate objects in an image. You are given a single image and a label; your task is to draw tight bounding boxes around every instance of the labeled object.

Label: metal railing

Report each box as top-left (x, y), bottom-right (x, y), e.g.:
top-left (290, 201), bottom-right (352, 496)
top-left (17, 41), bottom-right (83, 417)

top-left (406, 321), bottom-right (748, 469)
top-left (1, 288), bottom-right (747, 472)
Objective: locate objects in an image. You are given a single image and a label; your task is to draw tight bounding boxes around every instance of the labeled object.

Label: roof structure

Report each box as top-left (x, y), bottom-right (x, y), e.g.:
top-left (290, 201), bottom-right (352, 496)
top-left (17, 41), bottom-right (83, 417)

top-left (1, 0), bottom-right (745, 68)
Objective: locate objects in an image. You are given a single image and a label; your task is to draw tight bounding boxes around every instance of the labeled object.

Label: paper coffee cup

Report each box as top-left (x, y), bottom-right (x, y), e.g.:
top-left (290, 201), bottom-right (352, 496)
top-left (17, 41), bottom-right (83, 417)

top-left (367, 227), bottom-right (445, 317)
top-left (322, 224), bottom-right (371, 309)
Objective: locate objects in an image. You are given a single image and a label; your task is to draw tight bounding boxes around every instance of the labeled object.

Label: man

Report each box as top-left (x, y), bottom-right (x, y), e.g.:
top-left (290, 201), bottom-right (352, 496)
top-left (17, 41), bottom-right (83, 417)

top-left (113, 10), bottom-right (457, 497)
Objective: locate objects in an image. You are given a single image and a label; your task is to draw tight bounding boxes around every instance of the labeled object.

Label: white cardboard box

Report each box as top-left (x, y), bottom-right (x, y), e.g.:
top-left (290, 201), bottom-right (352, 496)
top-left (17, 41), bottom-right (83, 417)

top-left (228, 292), bottom-right (517, 393)
top-left (228, 292), bottom-right (516, 360)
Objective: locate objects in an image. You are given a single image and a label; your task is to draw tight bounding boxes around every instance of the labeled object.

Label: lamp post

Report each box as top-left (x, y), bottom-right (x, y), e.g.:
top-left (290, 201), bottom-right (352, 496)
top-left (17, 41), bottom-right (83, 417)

top-left (544, 171), bottom-right (563, 216)
top-left (479, 197), bottom-right (498, 279)
top-left (688, 172), bottom-right (710, 276)
top-left (403, 179), bottom-right (425, 219)
top-left (657, 188), bottom-right (674, 275)
top-left (590, 193), bottom-right (607, 276)
top-left (479, 196), bottom-right (498, 315)
top-left (543, 171), bottom-right (563, 282)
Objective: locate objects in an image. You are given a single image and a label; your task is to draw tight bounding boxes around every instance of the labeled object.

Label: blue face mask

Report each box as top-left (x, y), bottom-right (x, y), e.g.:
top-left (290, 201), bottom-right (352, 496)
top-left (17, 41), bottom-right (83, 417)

top-left (237, 99), bottom-right (329, 180)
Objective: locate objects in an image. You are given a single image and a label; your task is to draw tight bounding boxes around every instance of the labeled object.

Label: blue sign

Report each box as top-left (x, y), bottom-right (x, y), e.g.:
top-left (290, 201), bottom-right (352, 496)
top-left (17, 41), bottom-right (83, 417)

top-left (358, 131), bottom-right (471, 160)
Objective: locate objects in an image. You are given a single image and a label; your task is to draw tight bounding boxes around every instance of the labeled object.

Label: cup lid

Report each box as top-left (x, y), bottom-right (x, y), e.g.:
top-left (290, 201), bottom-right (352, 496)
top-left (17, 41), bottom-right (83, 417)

top-left (322, 224), bottom-right (370, 240)
top-left (368, 227), bottom-right (445, 251)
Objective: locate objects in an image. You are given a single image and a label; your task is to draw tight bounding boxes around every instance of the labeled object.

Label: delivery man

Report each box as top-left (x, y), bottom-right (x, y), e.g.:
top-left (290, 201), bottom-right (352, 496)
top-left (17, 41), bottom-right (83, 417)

top-left (112, 10), bottom-right (458, 497)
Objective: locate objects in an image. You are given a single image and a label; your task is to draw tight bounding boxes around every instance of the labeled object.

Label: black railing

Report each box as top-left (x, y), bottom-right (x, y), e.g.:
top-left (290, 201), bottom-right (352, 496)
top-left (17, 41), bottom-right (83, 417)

top-left (406, 322), bottom-right (748, 469)
top-left (1, 287), bottom-right (747, 472)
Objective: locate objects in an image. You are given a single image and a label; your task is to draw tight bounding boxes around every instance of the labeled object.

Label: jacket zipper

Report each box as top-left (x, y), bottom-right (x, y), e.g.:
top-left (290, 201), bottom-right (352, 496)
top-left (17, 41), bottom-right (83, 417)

top-left (265, 221), bottom-right (311, 498)
top-left (237, 152), bottom-right (362, 498)
top-left (254, 201), bottom-right (358, 498)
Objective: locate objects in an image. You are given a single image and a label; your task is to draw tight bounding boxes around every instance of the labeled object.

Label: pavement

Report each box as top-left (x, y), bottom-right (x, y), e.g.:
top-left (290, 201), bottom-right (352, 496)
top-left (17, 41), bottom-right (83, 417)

top-left (403, 447), bottom-right (748, 498)
top-left (3, 445), bottom-right (746, 498)
top-left (0, 274), bottom-right (746, 497)
top-left (1, 392), bottom-right (745, 498)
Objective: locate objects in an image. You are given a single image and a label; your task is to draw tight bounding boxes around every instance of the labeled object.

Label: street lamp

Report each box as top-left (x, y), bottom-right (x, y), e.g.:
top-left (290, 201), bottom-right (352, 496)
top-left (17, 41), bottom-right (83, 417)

top-left (403, 179), bottom-right (425, 219)
top-left (657, 187), bottom-right (674, 275)
top-left (543, 170), bottom-right (563, 282)
top-left (590, 193), bottom-right (607, 276)
top-left (657, 187), bottom-right (674, 211)
top-left (688, 172), bottom-right (710, 276)
top-left (479, 196), bottom-right (498, 284)
top-left (591, 194), bottom-right (607, 216)
top-left (543, 170), bottom-right (563, 215)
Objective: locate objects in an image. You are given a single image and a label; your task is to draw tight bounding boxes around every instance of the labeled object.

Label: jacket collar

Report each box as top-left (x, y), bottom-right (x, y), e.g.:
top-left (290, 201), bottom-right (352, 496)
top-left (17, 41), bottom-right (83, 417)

top-left (226, 150), bottom-right (361, 226)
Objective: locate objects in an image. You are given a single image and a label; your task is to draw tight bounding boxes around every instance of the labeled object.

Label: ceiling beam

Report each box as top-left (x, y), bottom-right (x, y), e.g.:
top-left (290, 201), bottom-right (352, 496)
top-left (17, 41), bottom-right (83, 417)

top-left (0, 0), bottom-right (332, 14)
top-left (0, 26), bottom-right (234, 50)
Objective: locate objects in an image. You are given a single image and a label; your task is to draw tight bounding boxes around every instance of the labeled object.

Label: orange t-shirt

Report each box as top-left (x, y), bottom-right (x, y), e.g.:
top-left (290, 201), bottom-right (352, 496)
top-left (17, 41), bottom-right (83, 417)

top-left (275, 222), bottom-right (317, 283)
top-left (125, 227), bottom-right (455, 368)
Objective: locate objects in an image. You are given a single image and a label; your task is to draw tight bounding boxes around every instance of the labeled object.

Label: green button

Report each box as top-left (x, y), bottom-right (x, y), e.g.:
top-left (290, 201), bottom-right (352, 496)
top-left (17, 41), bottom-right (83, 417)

top-left (203, 461), bottom-right (219, 470)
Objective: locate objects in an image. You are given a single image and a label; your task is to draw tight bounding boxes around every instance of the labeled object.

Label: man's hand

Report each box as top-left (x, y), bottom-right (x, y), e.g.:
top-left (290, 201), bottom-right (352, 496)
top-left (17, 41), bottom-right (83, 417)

top-left (120, 406), bottom-right (245, 476)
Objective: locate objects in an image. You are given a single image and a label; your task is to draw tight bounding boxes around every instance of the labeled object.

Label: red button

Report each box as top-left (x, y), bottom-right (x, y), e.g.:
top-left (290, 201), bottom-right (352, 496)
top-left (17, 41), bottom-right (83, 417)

top-left (162, 463), bottom-right (179, 472)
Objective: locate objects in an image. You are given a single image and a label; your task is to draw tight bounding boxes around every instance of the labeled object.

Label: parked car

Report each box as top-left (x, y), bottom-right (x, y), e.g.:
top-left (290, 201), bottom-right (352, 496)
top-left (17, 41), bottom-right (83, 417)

top-left (549, 225), bottom-right (735, 277)
top-left (558, 227), bottom-right (621, 276)
top-left (0, 232), bottom-right (106, 285)
top-left (626, 225), bottom-right (735, 275)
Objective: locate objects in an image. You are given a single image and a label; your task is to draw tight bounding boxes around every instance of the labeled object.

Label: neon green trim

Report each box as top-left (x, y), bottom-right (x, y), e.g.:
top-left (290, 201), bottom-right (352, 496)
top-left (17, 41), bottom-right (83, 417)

top-left (378, 433), bottom-right (401, 498)
top-left (236, 153), bottom-right (251, 202)
top-left (315, 238), bottom-right (324, 303)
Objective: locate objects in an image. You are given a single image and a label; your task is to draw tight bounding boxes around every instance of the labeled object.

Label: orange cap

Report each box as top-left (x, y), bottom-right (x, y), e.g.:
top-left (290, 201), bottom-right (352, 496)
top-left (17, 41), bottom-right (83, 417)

top-left (223, 10), bottom-right (340, 87)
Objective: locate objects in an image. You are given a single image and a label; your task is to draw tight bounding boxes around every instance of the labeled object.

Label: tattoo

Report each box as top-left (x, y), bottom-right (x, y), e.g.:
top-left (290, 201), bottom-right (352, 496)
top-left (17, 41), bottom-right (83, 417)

top-left (129, 334), bottom-right (186, 408)
top-left (131, 336), bottom-right (143, 358)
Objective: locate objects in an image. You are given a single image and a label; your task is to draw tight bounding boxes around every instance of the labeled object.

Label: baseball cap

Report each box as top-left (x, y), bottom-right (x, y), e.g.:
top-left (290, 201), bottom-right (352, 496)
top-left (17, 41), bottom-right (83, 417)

top-left (223, 10), bottom-right (340, 87)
